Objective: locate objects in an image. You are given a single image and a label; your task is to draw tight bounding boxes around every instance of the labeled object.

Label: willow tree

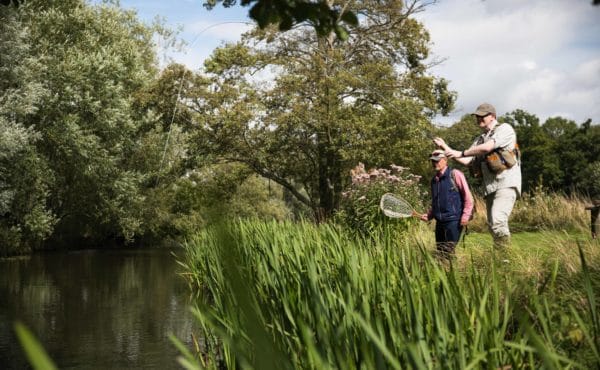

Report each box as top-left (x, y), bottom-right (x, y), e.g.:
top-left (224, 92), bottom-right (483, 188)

top-left (5, 0), bottom-right (168, 247)
top-left (190, 0), bottom-right (455, 220)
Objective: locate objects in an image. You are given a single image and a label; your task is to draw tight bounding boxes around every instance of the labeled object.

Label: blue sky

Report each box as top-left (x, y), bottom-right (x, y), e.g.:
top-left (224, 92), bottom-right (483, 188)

top-left (113, 0), bottom-right (600, 126)
top-left (114, 0), bottom-right (252, 69)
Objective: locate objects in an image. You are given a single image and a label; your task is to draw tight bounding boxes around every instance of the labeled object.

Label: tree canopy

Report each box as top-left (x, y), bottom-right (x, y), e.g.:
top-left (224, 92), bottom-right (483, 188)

top-left (185, 0), bottom-right (455, 220)
top-left (0, 0), bottom-right (167, 251)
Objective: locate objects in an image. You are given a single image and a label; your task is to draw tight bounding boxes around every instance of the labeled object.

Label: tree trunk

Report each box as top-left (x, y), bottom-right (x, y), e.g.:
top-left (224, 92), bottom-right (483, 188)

top-left (315, 136), bottom-right (342, 222)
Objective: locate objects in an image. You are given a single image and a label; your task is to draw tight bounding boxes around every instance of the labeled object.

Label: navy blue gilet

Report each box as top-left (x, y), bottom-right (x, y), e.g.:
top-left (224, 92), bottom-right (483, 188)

top-left (431, 168), bottom-right (463, 222)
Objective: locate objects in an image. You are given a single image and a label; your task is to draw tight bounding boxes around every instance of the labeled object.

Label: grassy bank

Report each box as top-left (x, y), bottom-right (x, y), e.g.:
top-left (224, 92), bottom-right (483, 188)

top-left (176, 220), bottom-right (600, 369)
top-left (466, 190), bottom-right (591, 235)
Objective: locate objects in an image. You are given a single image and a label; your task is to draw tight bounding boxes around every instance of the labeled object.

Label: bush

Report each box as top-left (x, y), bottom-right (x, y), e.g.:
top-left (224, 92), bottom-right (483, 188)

top-left (335, 163), bottom-right (426, 236)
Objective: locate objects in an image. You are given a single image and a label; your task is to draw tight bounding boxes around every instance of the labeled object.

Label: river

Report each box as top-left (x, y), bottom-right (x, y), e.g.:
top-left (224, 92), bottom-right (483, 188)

top-left (0, 248), bottom-right (195, 369)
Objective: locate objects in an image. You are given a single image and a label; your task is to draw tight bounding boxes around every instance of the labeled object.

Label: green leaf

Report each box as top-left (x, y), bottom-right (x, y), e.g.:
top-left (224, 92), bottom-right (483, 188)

top-left (14, 322), bottom-right (57, 370)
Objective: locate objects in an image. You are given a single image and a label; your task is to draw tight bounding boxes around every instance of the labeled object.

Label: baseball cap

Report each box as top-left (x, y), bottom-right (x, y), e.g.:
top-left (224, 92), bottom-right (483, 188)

top-left (429, 149), bottom-right (446, 161)
top-left (472, 103), bottom-right (496, 117)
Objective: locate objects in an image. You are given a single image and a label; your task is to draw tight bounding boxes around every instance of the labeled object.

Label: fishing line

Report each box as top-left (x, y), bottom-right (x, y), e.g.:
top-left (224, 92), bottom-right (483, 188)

top-left (155, 21), bottom-right (253, 186)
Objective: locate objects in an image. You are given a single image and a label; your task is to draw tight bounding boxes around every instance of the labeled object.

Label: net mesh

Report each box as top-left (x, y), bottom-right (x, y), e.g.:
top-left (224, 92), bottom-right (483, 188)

top-left (380, 193), bottom-right (413, 218)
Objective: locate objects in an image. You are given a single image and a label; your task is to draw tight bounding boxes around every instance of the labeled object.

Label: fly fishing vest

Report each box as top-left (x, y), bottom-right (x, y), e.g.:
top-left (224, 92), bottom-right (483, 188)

top-left (431, 168), bottom-right (463, 222)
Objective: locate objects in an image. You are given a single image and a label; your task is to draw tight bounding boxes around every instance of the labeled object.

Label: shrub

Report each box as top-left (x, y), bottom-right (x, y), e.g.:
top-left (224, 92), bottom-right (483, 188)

top-left (335, 163), bottom-right (426, 236)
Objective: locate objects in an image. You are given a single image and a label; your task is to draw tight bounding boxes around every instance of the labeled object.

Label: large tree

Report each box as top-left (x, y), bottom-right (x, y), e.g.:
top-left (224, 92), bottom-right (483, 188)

top-left (2, 0), bottom-right (167, 248)
top-left (188, 0), bottom-right (455, 220)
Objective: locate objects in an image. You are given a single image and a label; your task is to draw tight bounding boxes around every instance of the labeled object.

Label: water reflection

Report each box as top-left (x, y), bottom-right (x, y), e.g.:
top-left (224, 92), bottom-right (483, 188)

top-left (0, 248), bottom-right (194, 369)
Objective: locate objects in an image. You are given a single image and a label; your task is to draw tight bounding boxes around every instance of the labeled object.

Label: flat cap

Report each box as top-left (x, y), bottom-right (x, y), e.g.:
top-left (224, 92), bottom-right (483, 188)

top-left (472, 103), bottom-right (496, 117)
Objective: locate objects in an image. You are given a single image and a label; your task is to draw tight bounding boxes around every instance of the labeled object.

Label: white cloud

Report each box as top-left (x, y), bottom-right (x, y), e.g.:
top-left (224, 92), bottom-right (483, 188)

top-left (521, 60), bottom-right (537, 71)
top-left (419, 0), bottom-right (600, 125)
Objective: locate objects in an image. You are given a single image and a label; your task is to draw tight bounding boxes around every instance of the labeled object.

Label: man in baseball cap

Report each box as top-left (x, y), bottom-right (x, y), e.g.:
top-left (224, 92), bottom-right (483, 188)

top-left (429, 149), bottom-right (446, 162)
top-left (420, 149), bottom-right (474, 260)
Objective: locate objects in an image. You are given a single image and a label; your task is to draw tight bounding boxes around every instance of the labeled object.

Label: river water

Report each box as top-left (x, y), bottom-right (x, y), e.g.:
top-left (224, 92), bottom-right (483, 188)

top-left (0, 248), bottom-right (195, 369)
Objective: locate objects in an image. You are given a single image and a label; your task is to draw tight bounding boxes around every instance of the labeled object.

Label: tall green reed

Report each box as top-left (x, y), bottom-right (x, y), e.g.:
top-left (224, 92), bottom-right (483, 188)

top-left (176, 220), bottom-right (600, 369)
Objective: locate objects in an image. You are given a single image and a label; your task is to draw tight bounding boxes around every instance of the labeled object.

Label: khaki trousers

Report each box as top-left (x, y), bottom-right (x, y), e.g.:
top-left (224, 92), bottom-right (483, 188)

top-left (485, 187), bottom-right (517, 238)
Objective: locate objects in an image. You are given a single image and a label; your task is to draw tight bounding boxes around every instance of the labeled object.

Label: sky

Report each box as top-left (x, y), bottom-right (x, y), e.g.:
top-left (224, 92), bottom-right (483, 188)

top-left (114, 0), bottom-right (600, 126)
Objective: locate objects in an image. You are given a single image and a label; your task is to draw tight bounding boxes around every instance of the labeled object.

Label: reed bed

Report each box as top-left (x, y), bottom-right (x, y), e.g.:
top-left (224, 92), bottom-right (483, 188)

top-left (176, 220), bottom-right (600, 369)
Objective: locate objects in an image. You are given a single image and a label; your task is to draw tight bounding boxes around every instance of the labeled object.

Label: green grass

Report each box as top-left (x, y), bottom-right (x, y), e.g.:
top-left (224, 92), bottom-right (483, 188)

top-left (176, 220), bottom-right (600, 369)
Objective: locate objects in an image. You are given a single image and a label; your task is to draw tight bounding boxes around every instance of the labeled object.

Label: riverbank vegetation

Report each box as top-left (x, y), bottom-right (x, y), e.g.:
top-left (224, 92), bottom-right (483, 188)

top-left (176, 218), bottom-right (599, 369)
top-left (174, 183), bottom-right (600, 369)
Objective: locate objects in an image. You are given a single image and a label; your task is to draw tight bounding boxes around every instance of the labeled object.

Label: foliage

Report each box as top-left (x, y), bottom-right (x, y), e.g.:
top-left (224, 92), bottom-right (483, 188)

top-left (203, 0), bottom-right (359, 39)
top-left (188, 0), bottom-right (455, 221)
top-left (20, 0), bottom-right (165, 245)
top-left (0, 5), bottom-right (55, 254)
top-left (335, 163), bottom-right (425, 236)
top-left (0, 121), bottom-right (55, 255)
top-left (176, 220), bottom-right (600, 369)
top-left (228, 175), bottom-right (293, 221)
